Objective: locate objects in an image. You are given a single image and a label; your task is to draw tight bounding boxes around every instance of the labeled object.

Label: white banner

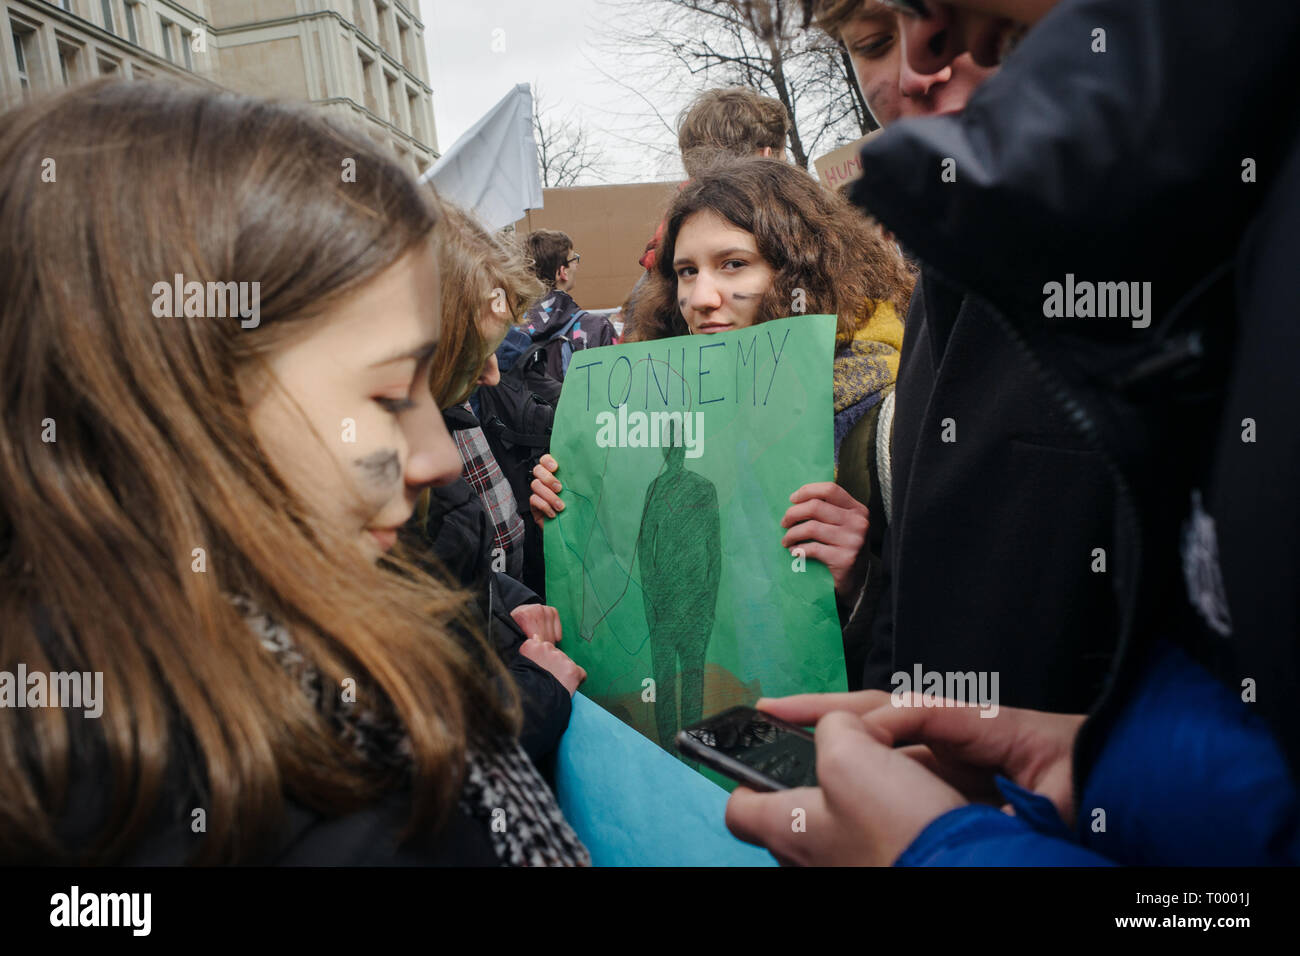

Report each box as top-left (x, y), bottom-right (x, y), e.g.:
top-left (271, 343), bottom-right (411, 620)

top-left (421, 83), bottom-right (544, 230)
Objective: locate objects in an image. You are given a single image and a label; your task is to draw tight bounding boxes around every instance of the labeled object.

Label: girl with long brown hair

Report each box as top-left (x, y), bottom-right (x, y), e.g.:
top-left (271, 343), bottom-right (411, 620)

top-left (530, 157), bottom-right (914, 684)
top-left (0, 79), bottom-right (586, 865)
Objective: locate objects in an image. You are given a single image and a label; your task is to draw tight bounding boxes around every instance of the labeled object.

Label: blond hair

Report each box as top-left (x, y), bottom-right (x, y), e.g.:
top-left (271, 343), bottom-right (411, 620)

top-left (429, 206), bottom-right (546, 408)
top-left (677, 87), bottom-right (790, 178)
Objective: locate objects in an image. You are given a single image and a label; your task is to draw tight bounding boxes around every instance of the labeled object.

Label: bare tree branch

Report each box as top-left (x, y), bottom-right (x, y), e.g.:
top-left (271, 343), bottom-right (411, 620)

top-left (591, 0), bottom-right (871, 175)
top-left (532, 85), bottom-right (606, 188)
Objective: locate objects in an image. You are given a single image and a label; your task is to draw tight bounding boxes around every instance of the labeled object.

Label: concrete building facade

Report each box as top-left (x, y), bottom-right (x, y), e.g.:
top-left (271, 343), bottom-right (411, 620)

top-left (1, 1), bottom-right (437, 173)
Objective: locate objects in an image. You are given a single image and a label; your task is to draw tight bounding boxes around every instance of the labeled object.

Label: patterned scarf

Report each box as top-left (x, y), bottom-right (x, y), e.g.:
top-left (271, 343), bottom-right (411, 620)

top-left (232, 594), bottom-right (590, 867)
top-left (832, 299), bottom-right (904, 466)
top-left (452, 403), bottom-right (526, 581)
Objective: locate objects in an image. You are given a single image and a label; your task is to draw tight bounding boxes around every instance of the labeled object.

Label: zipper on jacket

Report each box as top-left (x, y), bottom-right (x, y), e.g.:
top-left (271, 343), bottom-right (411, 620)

top-left (977, 297), bottom-right (1146, 828)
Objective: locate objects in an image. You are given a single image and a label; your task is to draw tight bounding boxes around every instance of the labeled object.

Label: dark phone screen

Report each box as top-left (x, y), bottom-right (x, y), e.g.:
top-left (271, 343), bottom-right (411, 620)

top-left (683, 708), bottom-right (817, 788)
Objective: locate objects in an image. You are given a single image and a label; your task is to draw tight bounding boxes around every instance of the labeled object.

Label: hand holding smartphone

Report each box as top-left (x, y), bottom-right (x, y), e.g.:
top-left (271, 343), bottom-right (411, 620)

top-left (675, 705), bottom-right (817, 791)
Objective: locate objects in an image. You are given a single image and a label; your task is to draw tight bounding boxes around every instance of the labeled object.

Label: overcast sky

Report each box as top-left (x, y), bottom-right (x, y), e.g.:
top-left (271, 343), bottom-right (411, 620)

top-left (423, 0), bottom-right (690, 185)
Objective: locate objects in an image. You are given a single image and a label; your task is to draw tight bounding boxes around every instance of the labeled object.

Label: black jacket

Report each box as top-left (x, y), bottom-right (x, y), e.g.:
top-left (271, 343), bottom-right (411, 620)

top-left (405, 442), bottom-right (572, 767)
top-left (852, 0), bottom-right (1300, 780)
top-left (21, 609), bottom-right (501, 866)
top-left (856, 274), bottom-right (1121, 711)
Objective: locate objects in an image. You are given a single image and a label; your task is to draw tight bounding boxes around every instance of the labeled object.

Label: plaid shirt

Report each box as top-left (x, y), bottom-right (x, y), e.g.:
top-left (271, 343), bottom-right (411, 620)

top-left (453, 403), bottom-right (526, 580)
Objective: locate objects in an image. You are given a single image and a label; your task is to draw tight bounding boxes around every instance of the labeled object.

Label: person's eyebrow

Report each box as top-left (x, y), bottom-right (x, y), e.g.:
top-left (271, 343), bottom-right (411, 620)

top-left (368, 338), bottom-right (440, 368)
top-left (673, 246), bottom-right (756, 267)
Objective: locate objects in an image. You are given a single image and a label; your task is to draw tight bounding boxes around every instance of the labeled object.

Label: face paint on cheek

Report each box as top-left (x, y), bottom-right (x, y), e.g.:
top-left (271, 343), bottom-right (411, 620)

top-left (731, 292), bottom-right (757, 300)
top-left (678, 297), bottom-right (688, 310)
top-left (353, 449), bottom-right (401, 495)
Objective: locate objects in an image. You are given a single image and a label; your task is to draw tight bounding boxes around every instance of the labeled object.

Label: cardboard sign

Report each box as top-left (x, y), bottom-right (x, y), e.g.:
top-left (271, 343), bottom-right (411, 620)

top-left (813, 131), bottom-right (881, 192)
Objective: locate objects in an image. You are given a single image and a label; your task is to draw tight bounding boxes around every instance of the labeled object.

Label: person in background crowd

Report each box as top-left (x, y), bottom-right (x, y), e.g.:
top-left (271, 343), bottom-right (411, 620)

top-left (532, 158), bottom-right (914, 685)
top-left (0, 79), bottom-right (588, 866)
top-left (427, 203), bottom-right (539, 585)
top-left (727, 0), bottom-right (1300, 867)
top-left (405, 201), bottom-right (586, 767)
top-left (623, 87), bottom-right (792, 338)
top-left (675, 86), bottom-right (790, 186)
top-left (521, 229), bottom-right (616, 382)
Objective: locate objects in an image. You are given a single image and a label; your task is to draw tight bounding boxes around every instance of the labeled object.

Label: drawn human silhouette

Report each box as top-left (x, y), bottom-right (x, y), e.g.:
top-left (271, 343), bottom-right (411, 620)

top-left (638, 422), bottom-right (721, 751)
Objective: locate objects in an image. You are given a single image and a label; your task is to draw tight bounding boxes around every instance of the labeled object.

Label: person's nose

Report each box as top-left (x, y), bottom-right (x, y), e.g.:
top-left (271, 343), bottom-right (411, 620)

top-left (897, 1), bottom-right (962, 80)
top-left (477, 353), bottom-right (501, 387)
top-left (687, 271), bottom-right (723, 314)
top-left (403, 390), bottom-right (462, 493)
top-left (899, 56), bottom-right (953, 102)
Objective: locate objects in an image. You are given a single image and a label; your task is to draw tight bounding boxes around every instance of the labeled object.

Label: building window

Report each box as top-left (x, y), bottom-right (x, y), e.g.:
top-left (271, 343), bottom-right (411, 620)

top-left (384, 71), bottom-right (399, 125)
top-left (182, 28), bottom-right (193, 70)
top-left (124, 1), bottom-right (138, 46)
top-left (358, 52), bottom-right (378, 115)
top-left (375, 1), bottom-right (391, 50)
top-left (397, 18), bottom-right (410, 68)
top-left (352, 0), bottom-right (366, 33)
top-left (11, 20), bottom-right (35, 95)
top-left (134, 65), bottom-right (152, 80)
top-left (407, 89), bottom-right (422, 142)
top-left (100, 0), bottom-right (116, 35)
top-left (98, 54), bottom-right (120, 75)
top-left (159, 17), bottom-right (174, 62)
top-left (58, 40), bottom-right (81, 85)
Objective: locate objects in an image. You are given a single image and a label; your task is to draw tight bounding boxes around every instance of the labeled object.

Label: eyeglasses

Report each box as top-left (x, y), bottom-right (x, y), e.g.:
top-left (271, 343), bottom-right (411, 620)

top-left (566, 253), bottom-right (581, 265)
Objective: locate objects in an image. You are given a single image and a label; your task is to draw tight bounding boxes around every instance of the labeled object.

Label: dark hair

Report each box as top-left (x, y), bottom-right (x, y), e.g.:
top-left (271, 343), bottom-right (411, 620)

top-left (524, 229), bottom-right (573, 290)
top-left (808, 0), bottom-right (882, 40)
top-left (630, 157), bottom-right (914, 346)
top-left (729, 0), bottom-right (849, 43)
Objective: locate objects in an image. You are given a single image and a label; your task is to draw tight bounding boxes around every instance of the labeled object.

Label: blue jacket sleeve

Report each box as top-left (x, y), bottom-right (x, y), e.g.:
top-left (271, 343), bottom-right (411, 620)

top-left (895, 805), bottom-right (1113, 867)
top-left (895, 776), bottom-right (1113, 866)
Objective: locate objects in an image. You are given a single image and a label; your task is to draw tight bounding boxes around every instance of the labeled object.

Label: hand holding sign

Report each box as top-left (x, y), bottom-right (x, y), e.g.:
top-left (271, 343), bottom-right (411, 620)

top-left (780, 482), bottom-right (870, 601)
top-left (529, 454), bottom-right (563, 526)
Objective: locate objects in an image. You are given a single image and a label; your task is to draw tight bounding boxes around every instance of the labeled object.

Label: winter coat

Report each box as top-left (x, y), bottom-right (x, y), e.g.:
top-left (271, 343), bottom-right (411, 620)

top-left (848, 0), bottom-right (1300, 862)
top-left (23, 605), bottom-right (573, 866)
top-left (45, 700), bottom-right (503, 865)
top-left (405, 460), bottom-right (573, 767)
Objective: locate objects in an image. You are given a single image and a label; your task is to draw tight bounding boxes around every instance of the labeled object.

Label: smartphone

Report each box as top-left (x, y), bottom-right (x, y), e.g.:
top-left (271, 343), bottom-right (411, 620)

top-left (675, 705), bottom-right (817, 791)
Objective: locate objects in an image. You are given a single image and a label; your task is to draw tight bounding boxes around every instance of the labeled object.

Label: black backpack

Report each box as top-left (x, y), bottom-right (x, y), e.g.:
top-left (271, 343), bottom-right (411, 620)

top-left (473, 331), bottom-right (570, 599)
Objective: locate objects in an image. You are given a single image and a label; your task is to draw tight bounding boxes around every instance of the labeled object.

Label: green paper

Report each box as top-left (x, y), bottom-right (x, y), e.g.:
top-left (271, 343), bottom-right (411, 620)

top-left (545, 315), bottom-right (848, 783)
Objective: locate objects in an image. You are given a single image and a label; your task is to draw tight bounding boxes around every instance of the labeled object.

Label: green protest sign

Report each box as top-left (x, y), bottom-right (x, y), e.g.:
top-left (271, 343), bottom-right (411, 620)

top-left (544, 315), bottom-right (848, 780)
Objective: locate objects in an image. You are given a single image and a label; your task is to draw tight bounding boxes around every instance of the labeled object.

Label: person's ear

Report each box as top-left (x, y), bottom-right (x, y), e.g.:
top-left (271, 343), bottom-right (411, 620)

top-left (759, 146), bottom-right (773, 158)
top-left (897, 1), bottom-right (962, 78)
